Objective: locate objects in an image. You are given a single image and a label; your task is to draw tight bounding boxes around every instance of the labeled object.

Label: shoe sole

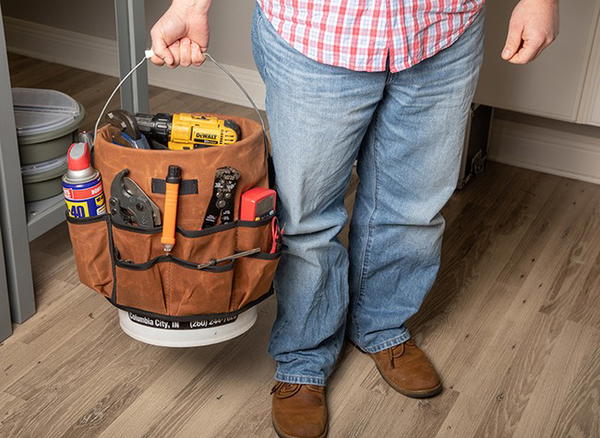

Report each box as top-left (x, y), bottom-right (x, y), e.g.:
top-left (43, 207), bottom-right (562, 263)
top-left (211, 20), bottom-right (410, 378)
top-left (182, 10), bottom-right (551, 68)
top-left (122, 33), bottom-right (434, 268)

top-left (273, 421), bottom-right (328, 438)
top-left (349, 340), bottom-right (443, 399)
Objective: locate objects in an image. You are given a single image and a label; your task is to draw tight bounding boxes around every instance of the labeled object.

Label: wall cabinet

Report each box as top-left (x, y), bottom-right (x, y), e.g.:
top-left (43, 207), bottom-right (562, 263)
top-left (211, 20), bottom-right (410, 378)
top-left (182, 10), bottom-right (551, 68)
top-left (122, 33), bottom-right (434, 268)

top-left (475, 0), bottom-right (600, 125)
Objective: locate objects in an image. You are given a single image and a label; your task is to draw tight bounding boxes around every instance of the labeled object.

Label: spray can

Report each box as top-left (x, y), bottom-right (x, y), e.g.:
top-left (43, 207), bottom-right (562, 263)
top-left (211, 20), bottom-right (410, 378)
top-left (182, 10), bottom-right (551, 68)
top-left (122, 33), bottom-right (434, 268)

top-left (62, 142), bottom-right (106, 218)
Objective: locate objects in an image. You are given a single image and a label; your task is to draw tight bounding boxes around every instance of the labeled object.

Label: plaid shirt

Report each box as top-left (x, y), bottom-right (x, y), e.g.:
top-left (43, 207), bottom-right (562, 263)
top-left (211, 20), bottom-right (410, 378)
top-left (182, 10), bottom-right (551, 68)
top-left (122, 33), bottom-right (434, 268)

top-left (257, 0), bottom-right (484, 72)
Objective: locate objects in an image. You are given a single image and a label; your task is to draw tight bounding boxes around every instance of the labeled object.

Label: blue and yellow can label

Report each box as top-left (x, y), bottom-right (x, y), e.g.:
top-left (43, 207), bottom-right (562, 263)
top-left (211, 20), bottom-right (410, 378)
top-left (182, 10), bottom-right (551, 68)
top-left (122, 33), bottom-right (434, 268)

top-left (63, 176), bottom-right (106, 218)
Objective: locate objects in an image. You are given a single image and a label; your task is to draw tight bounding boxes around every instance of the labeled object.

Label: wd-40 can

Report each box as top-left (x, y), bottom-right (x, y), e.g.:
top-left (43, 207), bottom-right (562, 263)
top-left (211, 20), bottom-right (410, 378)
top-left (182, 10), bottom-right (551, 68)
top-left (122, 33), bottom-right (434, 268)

top-left (62, 142), bottom-right (106, 218)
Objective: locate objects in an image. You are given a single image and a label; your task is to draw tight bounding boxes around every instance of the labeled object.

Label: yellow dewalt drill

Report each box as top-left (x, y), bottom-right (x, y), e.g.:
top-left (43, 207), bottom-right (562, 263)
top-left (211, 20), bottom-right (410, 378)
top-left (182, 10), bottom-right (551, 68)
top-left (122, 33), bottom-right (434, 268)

top-left (135, 112), bottom-right (241, 150)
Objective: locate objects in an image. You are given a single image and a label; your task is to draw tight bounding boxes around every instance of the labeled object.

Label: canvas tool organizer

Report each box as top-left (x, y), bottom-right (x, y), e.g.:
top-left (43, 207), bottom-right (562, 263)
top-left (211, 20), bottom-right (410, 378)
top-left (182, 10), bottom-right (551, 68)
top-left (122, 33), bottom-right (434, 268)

top-left (66, 115), bottom-right (280, 322)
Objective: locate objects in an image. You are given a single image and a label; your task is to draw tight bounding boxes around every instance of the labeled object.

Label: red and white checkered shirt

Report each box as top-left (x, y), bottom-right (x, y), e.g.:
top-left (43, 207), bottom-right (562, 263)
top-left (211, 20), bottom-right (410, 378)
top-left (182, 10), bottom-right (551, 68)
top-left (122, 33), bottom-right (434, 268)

top-left (257, 0), bottom-right (484, 73)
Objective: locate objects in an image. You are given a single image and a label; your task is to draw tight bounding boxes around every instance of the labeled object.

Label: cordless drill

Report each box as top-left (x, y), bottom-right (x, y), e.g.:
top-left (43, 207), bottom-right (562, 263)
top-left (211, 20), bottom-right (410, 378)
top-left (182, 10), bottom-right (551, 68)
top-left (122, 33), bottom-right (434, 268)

top-left (134, 112), bottom-right (241, 150)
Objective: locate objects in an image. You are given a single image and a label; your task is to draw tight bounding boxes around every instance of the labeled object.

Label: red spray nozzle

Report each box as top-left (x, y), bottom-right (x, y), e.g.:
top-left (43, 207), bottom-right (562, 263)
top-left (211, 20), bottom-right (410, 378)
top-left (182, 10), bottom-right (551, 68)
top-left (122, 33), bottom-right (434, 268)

top-left (67, 142), bottom-right (91, 171)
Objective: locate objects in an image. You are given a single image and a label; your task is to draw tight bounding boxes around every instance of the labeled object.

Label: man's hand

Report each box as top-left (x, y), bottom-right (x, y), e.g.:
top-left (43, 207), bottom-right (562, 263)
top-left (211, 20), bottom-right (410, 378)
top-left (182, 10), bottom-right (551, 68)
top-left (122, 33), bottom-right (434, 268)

top-left (502, 0), bottom-right (559, 64)
top-left (150, 0), bottom-right (212, 67)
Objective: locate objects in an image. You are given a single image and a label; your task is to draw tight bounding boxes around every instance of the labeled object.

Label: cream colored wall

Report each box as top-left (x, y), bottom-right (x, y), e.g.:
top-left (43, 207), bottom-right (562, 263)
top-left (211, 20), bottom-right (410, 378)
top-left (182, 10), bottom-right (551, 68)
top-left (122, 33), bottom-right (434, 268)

top-left (0, 0), bottom-right (257, 70)
top-left (1, 0), bottom-right (116, 39)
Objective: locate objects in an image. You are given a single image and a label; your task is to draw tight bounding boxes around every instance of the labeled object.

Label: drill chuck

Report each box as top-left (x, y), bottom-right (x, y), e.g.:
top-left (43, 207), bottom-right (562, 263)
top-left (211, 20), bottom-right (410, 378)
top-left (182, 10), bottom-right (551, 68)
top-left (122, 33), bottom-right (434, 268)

top-left (135, 113), bottom-right (172, 142)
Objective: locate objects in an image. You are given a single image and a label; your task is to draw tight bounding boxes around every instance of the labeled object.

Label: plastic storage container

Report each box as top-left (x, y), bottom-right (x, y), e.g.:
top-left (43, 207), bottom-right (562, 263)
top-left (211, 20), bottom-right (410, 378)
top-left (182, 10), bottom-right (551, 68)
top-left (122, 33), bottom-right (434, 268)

top-left (13, 87), bottom-right (85, 165)
top-left (21, 155), bottom-right (68, 202)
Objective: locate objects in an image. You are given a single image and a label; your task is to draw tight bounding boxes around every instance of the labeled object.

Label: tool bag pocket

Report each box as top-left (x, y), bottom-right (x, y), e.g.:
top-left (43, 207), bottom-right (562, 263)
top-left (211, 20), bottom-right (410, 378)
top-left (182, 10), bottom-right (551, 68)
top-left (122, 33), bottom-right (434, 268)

top-left (66, 214), bottom-right (114, 298)
top-left (114, 258), bottom-right (169, 314)
top-left (231, 250), bottom-right (280, 311)
top-left (168, 260), bottom-right (234, 315)
top-left (114, 256), bottom-right (235, 316)
top-left (174, 224), bottom-right (237, 263)
top-left (231, 219), bottom-right (281, 311)
top-left (112, 224), bottom-right (163, 264)
top-left (111, 222), bottom-right (238, 266)
top-left (110, 222), bottom-right (238, 317)
top-left (237, 219), bottom-right (275, 253)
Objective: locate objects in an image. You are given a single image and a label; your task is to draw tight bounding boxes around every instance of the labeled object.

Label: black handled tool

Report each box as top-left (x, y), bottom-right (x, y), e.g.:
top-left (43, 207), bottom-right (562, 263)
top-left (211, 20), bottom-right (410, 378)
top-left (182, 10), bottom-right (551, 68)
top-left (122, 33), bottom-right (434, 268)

top-left (202, 167), bottom-right (240, 229)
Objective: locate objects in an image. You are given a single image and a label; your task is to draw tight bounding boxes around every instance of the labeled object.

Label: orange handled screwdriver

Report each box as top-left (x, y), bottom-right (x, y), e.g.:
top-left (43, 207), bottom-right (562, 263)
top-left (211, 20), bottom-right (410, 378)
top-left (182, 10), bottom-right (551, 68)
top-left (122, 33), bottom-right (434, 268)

top-left (161, 165), bottom-right (181, 253)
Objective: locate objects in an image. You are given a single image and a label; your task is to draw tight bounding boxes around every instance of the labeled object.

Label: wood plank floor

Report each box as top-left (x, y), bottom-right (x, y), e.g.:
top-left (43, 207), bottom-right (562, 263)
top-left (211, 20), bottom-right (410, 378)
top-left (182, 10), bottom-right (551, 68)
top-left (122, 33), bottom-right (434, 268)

top-left (2, 53), bottom-right (600, 437)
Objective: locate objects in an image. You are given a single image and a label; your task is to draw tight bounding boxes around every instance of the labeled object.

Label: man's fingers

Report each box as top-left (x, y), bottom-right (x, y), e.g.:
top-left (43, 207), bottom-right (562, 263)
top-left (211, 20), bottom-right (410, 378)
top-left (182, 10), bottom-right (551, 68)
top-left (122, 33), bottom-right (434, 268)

top-left (502, 21), bottom-right (523, 60)
top-left (150, 55), bottom-right (165, 66)
top-left (508, 38), bottom-right (544, 64)
top-left (180, 37), bottom-right (192, 67)
top-left (191, 42), bottom-right (206, 66)
top-left (151, 37), bottom-right (206, 68)
top-left (150, 29), bottom-right (174, 66)
top-left (167, 40), bottom-right (181, 68)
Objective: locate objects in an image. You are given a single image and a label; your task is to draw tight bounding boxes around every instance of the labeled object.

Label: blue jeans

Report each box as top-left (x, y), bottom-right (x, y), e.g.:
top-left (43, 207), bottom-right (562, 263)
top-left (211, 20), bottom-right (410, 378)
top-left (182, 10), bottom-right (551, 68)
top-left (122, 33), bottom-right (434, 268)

top-left (251, 4), bottom-right (485, 386)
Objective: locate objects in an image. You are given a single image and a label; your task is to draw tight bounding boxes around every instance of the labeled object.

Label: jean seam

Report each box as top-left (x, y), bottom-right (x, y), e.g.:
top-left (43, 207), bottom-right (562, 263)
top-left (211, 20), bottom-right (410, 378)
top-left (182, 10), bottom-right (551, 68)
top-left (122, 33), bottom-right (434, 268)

top-left (275, 372), bottom-right (326, 386)
top-left (276, 373), bottom-right (323, 378)
top-left (352, 111), bottom-right (382, 343)
top-left (363, 331), bottom-right (411, 354)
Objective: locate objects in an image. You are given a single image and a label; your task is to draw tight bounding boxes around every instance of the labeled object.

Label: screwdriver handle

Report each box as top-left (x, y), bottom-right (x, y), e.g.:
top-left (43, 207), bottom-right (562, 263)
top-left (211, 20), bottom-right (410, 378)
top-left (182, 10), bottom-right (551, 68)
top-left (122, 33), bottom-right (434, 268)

top-left (161, 165), bottom-right (181, 252)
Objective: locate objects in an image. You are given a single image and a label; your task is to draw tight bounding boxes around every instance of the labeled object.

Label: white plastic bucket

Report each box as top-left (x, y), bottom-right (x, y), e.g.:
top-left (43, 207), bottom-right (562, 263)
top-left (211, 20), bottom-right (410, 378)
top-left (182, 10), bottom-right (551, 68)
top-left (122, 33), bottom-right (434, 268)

top-left (118, 307), bottom-right (258, 347)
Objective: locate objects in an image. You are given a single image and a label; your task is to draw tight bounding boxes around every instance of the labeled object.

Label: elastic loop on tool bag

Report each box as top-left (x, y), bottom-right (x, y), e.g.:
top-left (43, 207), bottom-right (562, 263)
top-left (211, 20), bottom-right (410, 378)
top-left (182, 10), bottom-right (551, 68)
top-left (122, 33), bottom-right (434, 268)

top-left (93, 50), bottom-right (272, 183)
top-left (151, 178), bottom-right (198, 195)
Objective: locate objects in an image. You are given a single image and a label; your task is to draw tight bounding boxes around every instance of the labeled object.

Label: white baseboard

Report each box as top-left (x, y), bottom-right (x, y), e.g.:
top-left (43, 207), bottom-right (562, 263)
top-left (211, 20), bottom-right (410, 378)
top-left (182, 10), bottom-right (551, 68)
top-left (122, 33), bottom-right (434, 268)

top-left (489, 117), bottom-right (600, 185)
top-left (3, 16), bottom-right (266, 110)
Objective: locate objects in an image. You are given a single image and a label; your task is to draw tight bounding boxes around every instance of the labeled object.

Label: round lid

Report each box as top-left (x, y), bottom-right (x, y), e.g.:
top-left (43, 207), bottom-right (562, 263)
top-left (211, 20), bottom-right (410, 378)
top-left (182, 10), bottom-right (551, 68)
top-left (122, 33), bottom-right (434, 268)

top-left (21, 155), bottom-right (68, 183)
top-left (13, 88), bottom-right (84, 141)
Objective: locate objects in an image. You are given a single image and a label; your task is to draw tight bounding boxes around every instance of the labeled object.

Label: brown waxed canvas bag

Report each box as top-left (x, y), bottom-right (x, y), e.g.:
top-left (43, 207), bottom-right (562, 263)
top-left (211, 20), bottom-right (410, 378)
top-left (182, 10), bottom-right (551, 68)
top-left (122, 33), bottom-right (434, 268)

top-left (67, 114), bottom-right (280, 320)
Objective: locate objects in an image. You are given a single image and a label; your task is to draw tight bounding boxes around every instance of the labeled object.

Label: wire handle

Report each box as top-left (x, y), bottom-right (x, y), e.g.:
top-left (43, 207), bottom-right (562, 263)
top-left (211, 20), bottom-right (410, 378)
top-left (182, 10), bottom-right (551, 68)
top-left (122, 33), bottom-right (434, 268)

top-left (93, 50), bottom-right (270, 162)
top-left (203, 53), bottom-right (269, 152)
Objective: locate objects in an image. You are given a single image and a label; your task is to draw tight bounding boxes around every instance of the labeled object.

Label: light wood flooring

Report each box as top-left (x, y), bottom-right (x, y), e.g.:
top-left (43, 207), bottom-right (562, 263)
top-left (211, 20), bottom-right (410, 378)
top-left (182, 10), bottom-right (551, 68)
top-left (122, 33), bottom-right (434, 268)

top-left (1, 54), bottom-right (600, 437)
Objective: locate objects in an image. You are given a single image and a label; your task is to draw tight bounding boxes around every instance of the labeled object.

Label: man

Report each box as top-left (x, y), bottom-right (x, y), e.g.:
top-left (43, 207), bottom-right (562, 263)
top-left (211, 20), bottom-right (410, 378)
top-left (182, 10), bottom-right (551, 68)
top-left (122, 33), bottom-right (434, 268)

top-left (150, 1), bottom-right (558, 436)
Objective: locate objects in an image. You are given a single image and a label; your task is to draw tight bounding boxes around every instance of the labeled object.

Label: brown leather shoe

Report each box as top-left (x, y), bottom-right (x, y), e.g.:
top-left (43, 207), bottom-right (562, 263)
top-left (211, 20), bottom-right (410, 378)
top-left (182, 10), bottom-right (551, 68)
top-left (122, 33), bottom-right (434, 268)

top-left (367, 340), bottom-right (442, 398)
top-left (271, 382), bottom-right (328, 438)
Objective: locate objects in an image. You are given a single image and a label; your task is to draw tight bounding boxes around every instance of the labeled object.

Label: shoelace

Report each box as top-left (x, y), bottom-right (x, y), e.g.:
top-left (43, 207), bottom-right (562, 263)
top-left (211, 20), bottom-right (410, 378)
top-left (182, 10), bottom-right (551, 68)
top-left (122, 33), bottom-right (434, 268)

top-left (271, 382), bottom-right (298, 394)
top-left (388, 340), bottom-right (413, 368)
